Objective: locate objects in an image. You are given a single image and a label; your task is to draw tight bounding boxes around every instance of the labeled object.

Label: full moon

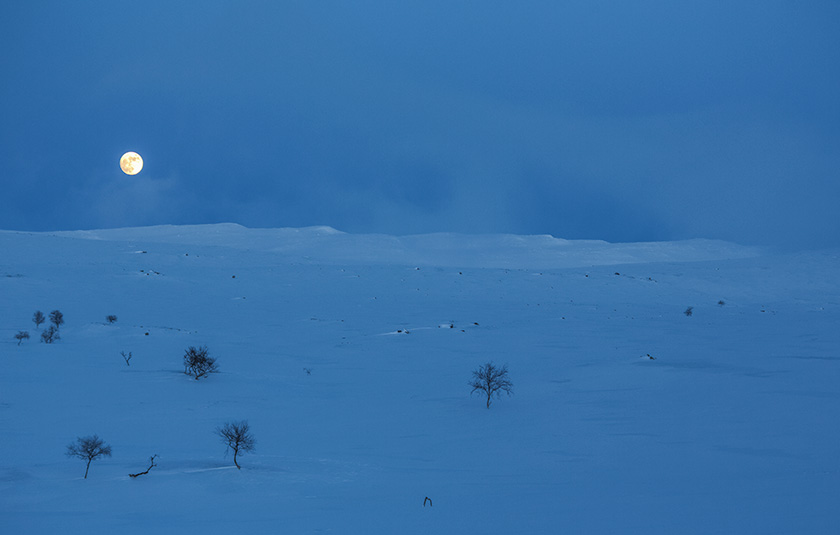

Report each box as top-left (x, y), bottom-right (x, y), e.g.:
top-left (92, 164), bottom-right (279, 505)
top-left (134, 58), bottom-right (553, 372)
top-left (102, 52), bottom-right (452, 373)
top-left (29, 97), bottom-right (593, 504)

top-left (119, 151), bottom-right (143, 175)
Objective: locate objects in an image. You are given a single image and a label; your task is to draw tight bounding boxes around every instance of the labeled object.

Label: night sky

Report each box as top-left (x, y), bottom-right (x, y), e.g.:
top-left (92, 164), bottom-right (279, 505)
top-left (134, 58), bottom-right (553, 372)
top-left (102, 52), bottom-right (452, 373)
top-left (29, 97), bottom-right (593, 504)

top-left (2, 1), bottom-right (838, 248)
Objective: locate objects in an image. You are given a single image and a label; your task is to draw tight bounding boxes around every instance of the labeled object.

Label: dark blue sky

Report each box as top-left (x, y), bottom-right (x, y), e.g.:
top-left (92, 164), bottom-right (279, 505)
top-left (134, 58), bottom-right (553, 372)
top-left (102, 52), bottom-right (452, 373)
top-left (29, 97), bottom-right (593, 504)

top-left (2, 1), bottom-right (838, 247)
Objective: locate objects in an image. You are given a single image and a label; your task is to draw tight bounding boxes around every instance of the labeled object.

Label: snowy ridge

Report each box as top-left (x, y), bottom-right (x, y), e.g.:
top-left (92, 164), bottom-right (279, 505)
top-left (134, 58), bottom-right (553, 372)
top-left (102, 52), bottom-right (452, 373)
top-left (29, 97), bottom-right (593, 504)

top-left (37, 223), bottom-right (762, 268)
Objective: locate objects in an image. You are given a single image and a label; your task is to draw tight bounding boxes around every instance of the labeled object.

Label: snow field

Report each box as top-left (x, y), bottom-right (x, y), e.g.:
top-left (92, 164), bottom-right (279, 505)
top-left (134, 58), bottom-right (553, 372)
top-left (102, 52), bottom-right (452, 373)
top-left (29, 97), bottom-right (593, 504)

top-left (1, 227), bottom-right (838, 534)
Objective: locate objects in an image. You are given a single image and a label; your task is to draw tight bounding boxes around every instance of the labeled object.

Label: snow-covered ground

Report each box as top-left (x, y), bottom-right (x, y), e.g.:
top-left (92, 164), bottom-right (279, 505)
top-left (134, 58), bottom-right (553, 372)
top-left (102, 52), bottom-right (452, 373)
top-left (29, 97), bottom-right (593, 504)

top-left (1, 224), bottom-right (838, 534)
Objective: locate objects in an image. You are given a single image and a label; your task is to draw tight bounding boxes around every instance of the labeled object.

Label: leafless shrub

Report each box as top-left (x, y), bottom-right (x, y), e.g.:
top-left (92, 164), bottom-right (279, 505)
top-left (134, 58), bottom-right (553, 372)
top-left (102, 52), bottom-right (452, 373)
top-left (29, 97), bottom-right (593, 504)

top-left (106, 315), bottom-right (118, 324)
top-left (684, 306), bottom-right (694, 316)
top-left (469, 362), bottom-right (513, 409)
top-left (15, 331), bottom-right (30, 345)
top-left (121, 351), bottom-right (132, 366)
top-left (32, 310), bottom-right (45, 329)
top-left (66, 435), bottom-right (112, 479)
top-left (41, 325), bottom-right (60, 344)
top-left (49, 310), bottom-right (64, 329)
top-left (183, 345), bottom-right (218, 379)
top-left (215, 420), bottom-right (255, 469)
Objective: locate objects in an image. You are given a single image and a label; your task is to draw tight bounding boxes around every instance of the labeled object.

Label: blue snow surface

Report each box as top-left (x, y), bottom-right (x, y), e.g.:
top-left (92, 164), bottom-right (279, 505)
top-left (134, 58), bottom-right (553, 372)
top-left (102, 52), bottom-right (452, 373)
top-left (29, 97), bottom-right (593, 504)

top-left (1, 224), bottom-right (838, 534)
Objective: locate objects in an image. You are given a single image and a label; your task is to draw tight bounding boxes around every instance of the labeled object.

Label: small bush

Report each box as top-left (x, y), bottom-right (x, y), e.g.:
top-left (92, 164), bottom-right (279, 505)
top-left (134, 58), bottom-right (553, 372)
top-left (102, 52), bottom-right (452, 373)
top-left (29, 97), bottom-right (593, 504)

top-left (183, 345), bottom-right (218, 379)
top-left (15, 331), bottom-right (30, 345)
top-left (106, 315), bottom-right (118, 324)
top-left (41, 325), bottom-right (60, 344)
top-left (684, 306), bottom-right (694, 317)
top-left (49, 310), bottom-right (64, 329)
top-left (32, 310), bottom-right (45, 329)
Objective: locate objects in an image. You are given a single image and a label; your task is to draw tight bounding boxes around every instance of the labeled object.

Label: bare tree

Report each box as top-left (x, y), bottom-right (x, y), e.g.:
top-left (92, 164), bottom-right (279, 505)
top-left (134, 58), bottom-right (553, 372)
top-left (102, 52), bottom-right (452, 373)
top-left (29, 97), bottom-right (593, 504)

top-left (121, 351), bottom-right (133, 366)
top-left (684, 306), bottom-right (694, 317)
top-left (41, 325), bottom-right (60, 344)
top-left (106, 315), bottom-right (118, 324)
top-left (66, 435), bottom-right (112, 479)
top-left (469, 362), bottom-right (513, 409)
top-left (183, 345), bottom-right (218, 379)
top-left (15, 331), bottom-right (30, 345)
top-left (49, 310), bottom-right (64, 329)
top-left (215, 420), bottom-right (255, 469)
top-left (32, 310), bottom-right (45, 329)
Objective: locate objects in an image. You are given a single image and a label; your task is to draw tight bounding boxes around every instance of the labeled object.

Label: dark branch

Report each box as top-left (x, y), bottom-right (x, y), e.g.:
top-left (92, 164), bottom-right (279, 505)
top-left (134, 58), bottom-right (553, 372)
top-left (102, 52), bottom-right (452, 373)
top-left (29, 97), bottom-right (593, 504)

top-left (129, 454), bottom-right (158, 478)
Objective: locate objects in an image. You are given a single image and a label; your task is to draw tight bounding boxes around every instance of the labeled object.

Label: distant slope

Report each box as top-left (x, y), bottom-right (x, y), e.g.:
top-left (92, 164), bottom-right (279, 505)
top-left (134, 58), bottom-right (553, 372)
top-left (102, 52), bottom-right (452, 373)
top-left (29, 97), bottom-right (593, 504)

top-left (34, 223), bottom-right (763, 268)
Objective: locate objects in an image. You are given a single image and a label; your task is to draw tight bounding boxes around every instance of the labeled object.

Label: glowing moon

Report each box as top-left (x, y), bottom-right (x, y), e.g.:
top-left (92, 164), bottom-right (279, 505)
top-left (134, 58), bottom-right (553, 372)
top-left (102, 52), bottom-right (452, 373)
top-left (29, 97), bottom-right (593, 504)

top-left (120, 151), bottom-right (143, 175)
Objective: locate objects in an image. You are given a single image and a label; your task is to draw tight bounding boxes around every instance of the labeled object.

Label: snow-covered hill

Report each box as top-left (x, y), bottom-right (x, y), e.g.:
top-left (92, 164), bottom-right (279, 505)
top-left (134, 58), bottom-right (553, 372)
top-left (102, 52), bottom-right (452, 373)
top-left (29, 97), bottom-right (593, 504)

top-left (1, 225), bottom-right (838, 534)
top-left (50, 222), bottom-right (763, 268)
